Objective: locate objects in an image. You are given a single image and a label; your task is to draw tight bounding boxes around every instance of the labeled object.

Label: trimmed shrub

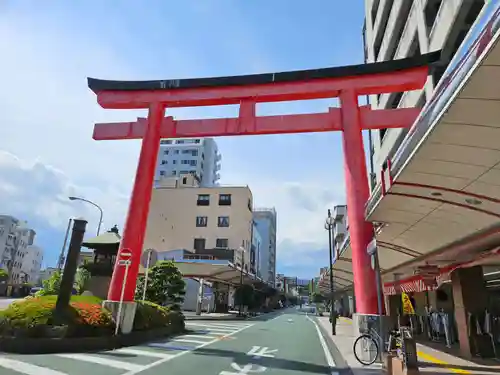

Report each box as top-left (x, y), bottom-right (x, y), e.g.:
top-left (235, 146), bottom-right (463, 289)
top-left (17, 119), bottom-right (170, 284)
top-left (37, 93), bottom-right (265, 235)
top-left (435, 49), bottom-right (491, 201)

top-left (133, 300), bottom-right (185, 333)
top-left (0, 295), bottom-right (114, 338)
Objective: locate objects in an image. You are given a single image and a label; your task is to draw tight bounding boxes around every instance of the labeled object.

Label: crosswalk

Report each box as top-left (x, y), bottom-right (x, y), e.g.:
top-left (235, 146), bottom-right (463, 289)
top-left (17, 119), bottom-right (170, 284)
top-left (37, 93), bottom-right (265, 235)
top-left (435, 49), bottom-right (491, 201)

top-left (0, 320), bottom-right (254, 375)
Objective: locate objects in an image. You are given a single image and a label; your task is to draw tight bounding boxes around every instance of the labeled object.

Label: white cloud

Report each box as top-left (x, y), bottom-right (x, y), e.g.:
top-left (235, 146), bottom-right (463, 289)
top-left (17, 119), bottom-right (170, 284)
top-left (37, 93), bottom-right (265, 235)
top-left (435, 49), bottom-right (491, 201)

top-left (0, 151), bottom-right (128, 235)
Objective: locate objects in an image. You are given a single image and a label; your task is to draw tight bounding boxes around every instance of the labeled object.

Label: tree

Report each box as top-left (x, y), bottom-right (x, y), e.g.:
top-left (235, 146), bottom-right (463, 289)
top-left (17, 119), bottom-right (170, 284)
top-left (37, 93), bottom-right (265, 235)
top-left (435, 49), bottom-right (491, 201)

top-left (0, 269), bottom-right (8, 281)
top-left (312, 292), bottom-right (325, 303)
top-left (74, 267), bottom-right (91, 294)
top-left (234, 284), bottom-right (255, 309)
top-left (135, 261), bottom-right (186, 310)
top-left (37, 271), bottom-right (62, 296)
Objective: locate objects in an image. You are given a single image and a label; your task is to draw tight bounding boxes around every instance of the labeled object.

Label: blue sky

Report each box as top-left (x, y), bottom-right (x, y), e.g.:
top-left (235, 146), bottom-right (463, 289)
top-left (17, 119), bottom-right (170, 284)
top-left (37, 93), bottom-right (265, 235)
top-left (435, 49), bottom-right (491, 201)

top-left (0, 1), bottom-right (367, 279)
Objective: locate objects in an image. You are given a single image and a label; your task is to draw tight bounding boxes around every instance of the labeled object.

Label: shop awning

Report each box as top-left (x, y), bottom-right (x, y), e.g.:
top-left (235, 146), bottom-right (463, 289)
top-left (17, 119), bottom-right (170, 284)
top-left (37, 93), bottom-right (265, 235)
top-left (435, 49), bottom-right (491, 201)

top-left (174, 259), bottom-right (264, 287)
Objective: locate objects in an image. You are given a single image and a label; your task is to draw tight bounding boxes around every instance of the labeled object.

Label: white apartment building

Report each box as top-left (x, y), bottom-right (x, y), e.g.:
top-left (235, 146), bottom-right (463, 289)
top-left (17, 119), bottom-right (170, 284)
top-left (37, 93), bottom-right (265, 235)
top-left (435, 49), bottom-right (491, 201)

top-left (15, 245), bottom-right (43, 284)
top-left (0, 215), bottom-right (43, 283)
top-left (364, 0), bottom-right (487, 188)
top-left (253, 208), bottom-right (277, 285)
top-left (155, 138), bottom-right (221, 188)
top-left (145, 174), bottom-right (254, 268)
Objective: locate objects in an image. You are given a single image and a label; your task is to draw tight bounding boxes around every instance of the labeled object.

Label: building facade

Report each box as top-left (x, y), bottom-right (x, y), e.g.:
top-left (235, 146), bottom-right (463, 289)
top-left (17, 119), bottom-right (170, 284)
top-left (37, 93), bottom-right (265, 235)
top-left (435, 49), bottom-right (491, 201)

top-left (0, 215), bottom-right (42, 283)
top-left (333, 205), bottom-right (348, 256)
top-left (144, 174), bottom-right (254, 269)
top-left (252, 208), bottom-right (277, 285)
top-left (155, 138), bottom-right (221, 187)
top-left (251, 221), bottom-right (262, 277)
top-left (364, 0), bottom-right (487, 188)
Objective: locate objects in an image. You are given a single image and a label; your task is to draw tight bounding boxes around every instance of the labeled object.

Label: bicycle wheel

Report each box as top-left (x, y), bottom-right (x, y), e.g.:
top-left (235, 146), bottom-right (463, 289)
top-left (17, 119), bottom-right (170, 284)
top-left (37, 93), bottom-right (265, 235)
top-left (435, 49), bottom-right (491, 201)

top-left (353, 334), bottom-right (379, 366)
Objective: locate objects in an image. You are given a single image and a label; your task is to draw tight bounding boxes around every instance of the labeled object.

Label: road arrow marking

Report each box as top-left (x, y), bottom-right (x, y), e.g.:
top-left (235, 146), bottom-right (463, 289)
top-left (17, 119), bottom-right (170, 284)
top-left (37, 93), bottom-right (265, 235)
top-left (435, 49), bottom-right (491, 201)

top-left (220, 363), bottom-right (267, 375)
top-left (247, 346), bottom-right (278, 358)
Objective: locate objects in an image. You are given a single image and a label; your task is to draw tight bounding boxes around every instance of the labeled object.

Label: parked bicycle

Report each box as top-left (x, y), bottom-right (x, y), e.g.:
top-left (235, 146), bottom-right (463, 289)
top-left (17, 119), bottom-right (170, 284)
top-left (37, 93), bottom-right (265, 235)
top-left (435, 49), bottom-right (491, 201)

top-left (353, 328), bottom-right (404, 366)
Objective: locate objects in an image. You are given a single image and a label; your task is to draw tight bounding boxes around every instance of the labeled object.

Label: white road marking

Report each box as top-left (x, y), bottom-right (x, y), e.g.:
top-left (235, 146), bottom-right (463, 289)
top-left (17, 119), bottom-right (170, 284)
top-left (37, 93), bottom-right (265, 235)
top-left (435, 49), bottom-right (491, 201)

top-left (306, 315), bottom-right (336, 369)
top-left (122, 321), bottom-right (257, 375)
top-left (57, 353), bottom-right (144, 371)
top-left (0, 357), bottom-right (68, 375)
top-left (112, 348), bottom-right (174, 358)
top-left (181, 334), bottom-right (219, 339)
top-left (186, 323), bottom-right (236, 331)
top-left (174, 338), bottom-right (208, 344)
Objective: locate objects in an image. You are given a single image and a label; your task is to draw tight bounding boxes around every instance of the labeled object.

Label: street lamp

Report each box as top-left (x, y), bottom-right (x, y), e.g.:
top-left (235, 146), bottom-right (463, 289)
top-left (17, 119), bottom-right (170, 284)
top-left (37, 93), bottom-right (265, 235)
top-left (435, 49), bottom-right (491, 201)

top-left (325, 209), bottom-right (336, 335)
top-left (68, 196), bottom-right (103, 236)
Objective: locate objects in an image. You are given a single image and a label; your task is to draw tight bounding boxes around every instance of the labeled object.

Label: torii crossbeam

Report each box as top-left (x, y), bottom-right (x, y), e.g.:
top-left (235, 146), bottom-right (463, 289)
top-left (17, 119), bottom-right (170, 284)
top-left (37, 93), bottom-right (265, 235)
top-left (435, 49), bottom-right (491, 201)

top-left (88, 51), bottom-right (440, 317)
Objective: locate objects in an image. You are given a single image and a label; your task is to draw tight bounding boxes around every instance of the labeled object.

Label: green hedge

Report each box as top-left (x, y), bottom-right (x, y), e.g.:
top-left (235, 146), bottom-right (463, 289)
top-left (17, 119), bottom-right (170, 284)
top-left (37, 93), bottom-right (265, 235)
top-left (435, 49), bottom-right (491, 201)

top-left (133, 301), bottom-right (185, 333)
top-left (0, 296), bottom-right (185, 338)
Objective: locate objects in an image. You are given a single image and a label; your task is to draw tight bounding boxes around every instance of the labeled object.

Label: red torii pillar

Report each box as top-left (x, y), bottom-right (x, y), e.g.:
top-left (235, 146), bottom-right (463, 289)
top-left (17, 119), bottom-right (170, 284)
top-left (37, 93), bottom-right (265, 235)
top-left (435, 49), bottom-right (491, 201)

top-left (88, 51), bottom-right (439, 315)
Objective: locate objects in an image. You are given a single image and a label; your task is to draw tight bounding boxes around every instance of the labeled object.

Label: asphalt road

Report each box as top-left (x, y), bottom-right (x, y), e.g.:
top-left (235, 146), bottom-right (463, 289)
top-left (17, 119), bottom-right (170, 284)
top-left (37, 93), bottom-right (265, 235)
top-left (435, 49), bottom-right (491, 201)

top-left (0, 298), bottom-right (19, 310)
top-left (0, 309), bottom-right (344, 375)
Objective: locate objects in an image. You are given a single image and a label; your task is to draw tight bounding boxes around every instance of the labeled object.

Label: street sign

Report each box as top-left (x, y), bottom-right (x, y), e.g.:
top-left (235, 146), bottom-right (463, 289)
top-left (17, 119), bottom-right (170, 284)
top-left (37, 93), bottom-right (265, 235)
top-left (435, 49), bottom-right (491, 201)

top-left (415, 265), bottom-right (440, 276)
top-left (118, 259), bottom-right (131, 266)
top-left (141, 248), bottom-right (158, 268)
top-left (120, 249), bottom-right (132, 260)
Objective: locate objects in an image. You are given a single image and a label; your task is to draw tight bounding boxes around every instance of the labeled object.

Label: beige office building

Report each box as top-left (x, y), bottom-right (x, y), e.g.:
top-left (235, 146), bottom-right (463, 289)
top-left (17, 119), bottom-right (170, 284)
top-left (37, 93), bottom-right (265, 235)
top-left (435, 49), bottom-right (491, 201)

top-left (144, 174), bottom-right (254, 266)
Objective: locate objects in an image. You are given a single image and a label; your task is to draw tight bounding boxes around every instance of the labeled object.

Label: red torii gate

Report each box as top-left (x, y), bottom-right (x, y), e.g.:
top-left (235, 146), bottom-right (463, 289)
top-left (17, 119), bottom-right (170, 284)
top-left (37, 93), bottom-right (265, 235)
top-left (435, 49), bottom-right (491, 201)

top-left (88, 51), bottom-right (440, 315)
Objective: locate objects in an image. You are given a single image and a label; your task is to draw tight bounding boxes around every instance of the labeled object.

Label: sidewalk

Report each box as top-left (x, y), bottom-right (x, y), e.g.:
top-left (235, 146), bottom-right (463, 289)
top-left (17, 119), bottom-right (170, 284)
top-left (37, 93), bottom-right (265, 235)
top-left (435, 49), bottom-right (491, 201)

top-left (316, 316), bottom-right (382, 375)
top-left (317, 316), bottom-right (500, 375)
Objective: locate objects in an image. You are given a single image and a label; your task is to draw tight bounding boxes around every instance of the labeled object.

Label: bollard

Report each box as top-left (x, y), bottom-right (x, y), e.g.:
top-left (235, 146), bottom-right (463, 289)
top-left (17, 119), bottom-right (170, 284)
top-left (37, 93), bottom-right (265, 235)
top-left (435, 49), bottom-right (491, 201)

top-left (55, 218), bottom-right (87, 316)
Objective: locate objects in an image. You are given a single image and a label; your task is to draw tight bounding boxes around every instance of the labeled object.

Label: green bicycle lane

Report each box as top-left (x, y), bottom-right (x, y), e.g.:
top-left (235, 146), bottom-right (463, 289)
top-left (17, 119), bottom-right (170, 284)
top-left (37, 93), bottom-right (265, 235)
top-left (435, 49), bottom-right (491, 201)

top-left (137, 311), bottom-right (337, 375)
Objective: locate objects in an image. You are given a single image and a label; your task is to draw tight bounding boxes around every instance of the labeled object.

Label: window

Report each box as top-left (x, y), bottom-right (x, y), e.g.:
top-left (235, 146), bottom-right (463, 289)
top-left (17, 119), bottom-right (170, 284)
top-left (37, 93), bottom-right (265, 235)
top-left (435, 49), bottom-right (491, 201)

top-left (159, 171), bottom-right (165, 176)
top-left (194, 238), bottom-right (206, 251)
top-left (197, 194), bottom-right (210, 206)
top-left (195, 139), bottom-right (201, 144)
top-left (216, 238), bottom-right (228, 248)
top-left (161, 160), bottom-right (167, 164)
top-left (173, 160), bottom-right (177, 164)
top-left (174, 150), bottom-right (179, 154)
top-left (219, 194), bottom-right (232, 206)
top-left (218, 216), bottom-right (230, 227)
top-left (163, 150), bottom-right (169, 155)
top-left (196, 216), bottom-right (208, 227)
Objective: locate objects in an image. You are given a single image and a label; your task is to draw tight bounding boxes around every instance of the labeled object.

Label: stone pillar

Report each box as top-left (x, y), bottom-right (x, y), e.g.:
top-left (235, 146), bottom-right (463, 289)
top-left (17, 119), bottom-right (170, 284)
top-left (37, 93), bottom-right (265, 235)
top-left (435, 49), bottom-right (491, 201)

top-left (451, 266), bottom-right (487, 359)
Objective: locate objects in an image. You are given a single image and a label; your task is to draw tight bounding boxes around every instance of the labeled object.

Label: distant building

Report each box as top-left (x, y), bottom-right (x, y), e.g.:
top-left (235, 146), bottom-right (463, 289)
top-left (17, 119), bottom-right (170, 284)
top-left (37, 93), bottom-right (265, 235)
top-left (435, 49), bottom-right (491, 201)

top-left (0, 215), bottom-right (42, 283)
top-left (253, 208), bottom-right (277, 285)
top-left (155, 138), bottom-right (221, 187)
top-left (251, 221), bottom-right (262, 277)
top-left (145, 174), bottom-right (254, 270)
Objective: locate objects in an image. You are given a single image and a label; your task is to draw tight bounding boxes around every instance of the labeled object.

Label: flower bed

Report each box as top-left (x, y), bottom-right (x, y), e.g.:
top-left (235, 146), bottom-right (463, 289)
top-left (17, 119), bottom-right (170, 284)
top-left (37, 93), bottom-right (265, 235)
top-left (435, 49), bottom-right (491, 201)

top-left (0, 296), bottom-right (185, 339)
top-left (0, 295), bottom-right (114, 338)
